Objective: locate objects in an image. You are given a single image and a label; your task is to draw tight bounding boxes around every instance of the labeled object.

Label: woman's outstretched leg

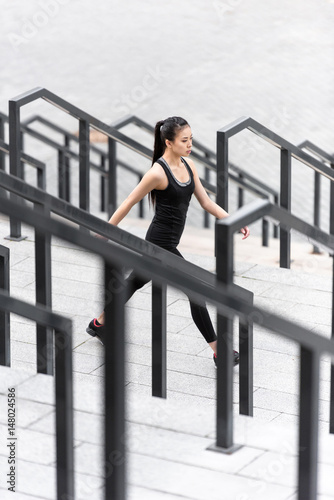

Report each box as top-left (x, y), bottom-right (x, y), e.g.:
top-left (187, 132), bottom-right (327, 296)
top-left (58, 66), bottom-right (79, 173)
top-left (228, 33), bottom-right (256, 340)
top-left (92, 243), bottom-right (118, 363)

top-left (86, 271), bottom-right (149, 342)
top-left (188, 301), bottom-right (217, 349)
top-left (170, 248), bottom-right (239, 366)
top-left (188, 291), bottom-right (239, 366)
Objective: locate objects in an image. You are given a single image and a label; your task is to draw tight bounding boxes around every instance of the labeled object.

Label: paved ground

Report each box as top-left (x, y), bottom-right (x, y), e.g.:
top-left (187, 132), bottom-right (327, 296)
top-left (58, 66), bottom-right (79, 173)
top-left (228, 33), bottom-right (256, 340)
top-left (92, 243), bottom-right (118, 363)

top-left (1, 0), bottom-right (334, 233)
top-left (0, 214), bottom-right (334, 499)
top-left (1, 2), bottom-right (334, 497)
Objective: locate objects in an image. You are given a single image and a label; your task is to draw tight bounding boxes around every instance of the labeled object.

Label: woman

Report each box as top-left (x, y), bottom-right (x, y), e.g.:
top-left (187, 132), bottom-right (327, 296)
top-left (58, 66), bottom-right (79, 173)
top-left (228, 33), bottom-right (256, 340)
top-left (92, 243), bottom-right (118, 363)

top-left (86, 116), bottom-right (250, 366)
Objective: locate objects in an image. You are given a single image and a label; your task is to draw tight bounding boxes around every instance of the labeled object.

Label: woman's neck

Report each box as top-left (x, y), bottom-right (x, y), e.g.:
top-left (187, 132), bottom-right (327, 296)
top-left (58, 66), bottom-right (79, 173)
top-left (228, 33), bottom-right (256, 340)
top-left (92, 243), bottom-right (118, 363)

top-left (162, 151), bottom-right (183, 168)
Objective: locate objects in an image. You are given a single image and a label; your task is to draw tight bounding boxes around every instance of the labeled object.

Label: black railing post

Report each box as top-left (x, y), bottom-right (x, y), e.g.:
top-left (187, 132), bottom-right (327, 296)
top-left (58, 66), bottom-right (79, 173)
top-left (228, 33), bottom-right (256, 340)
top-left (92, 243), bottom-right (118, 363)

top-left (7, 100), bottom-right (26, 240)
top-left (152, 283), bottom-right (167, 398)
top-left (58, 149), bottom-right (67, 200)
top-left (108, 138), bottom-right (117, 218)
top-left (298, 346), bottom-right (320, 500)
top-left (329, 162), bottom-right (334, 434)
top-left (204, 160), bottom-right (210, 228)
top-left (280, 148), bottom-right (291, 268)
top-left (215, 131), bottom-right (229, 258)
top-left (20, 131), bottom-right (25, 182)
top-left (100, 155), bottom-right (106, 212)
top-left (239, 311), bottom-right (253, 416)
top-left (262, 218), bottom-right (269, 247)
top-left (216, 131), bottom-right (229, 211)
top-left (0, 115), bottom-right (5, 171)
top-left (238, 173), bottom-right (244, 208)
top-left (209, 220), bottom-right (241, 453)
top-left (216, 128), bottom-right (233, 444)
top-left (64, 134), bottom-right (71, 203)
top-left (37, 164), bottom-right (46, 191)
top-left (79, 119), bottom-right (90, 213)
top-left (35, 203), bottom-right (53, 375)
top-left (104, 262), bottom-right (127, 500)
top-left (313, 171), bottom-right (321, 254)
top-left (0, 245), bottom-right (10, 366)
top-left (273, 194), bottom-right (279, 238)
top-left (331, 257), bottom-right (334, 435)
top-left (0, 115), bottom-right (6, 199)
top-left (138, 175), bottom-right (144, 218)
top-left (55, 326), bottom-right (74, 500)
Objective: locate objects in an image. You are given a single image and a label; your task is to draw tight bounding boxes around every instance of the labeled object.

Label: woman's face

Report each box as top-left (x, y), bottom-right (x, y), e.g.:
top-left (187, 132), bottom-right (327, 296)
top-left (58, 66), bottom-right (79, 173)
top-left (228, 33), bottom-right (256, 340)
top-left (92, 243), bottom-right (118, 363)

top-left (167, 126), bottom-right (193, 157)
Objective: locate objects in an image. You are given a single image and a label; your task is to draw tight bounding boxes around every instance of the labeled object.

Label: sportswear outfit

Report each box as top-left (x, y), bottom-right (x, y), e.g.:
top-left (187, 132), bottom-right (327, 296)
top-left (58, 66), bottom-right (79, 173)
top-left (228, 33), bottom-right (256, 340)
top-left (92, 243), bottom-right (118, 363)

top-left (125, 156), bottom-right (217, 344)
top-left (87, 156), bottom-right (239, 365)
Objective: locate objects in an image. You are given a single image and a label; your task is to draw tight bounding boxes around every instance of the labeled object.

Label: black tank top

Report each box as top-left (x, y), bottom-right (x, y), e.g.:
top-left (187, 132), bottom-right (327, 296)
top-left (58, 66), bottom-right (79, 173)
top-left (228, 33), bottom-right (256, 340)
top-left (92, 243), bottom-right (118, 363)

top-left (145, 156), bottom-right (195, 249)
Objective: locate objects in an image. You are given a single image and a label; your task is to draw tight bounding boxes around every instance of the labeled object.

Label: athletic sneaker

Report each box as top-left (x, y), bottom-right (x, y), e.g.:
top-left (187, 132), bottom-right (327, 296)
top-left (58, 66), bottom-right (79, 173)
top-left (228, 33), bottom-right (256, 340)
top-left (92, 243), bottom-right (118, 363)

top-left (213, 350), bottom-right (240, 367)
top-left (86, 318), bottom-right (105, 345)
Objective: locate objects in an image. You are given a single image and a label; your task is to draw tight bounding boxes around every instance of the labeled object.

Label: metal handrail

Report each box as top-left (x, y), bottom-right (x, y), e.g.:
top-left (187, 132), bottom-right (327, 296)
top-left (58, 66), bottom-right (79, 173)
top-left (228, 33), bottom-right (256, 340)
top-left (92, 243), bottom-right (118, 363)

top-left (3, 108), bottom-right (280, 239)
top-left (0, 288), bottom-right (73, 500)
top-left (4, 91), bottom-right (334, 499)
top-left (0, 111), bottom-right (106, 172)
top-left (21, 113), bottom-right (149, 182)
top-left (219, 116), bottom-right (334, 178)
top-left (0, 167), bottom-right (253, 409)
top-left (3, 164), bottom-right (334, 399)
top-left (112, 114), bottom-right (218, 168)
top-left (218, 198), bottom-right (334, 250)
top-left (112, 115), bottom-right (215, 158)
top-left (298, 140), bottom-right (334, 164)
top-left (112, 114), bottom-right (278, 193)
top-left (0, 111), bottom-right (145, 216)
top-left (7, 88), bottom-right (152, 232)
top-left (0, 244), bottom-right (10, 365)
top-left (215, 197), bottom-right (334, 500)
top-left (10, 88), bottom-right (151, 154)
top-left (19, 114), bottom-right (266, 203)
top-left (8, 89), bottom-right (226, 240)
top-left (112, 114), bottom-right (279, 239)
top-left (217, 116), bottom-right (334, 270)
top-left (22, 113), bottom-right (109, 155)
top-left (297, 140), bottom-right (334, 254)
top-left (0, 169), bottom-right (250, 294)
top-left (20, 113), bottom-right (222, 208)
top-left (1, 187), bottom-right (334, 500)
top-left (2, 110), bottom-right (219, 223)
top-left (0, 138), bottom-right (46, 190)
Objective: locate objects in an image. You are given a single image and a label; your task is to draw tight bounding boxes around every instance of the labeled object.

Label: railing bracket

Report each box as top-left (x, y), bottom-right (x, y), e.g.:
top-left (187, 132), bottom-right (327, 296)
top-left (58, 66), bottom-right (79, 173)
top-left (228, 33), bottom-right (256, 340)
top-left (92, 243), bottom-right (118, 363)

top-left (206, 442), bottom-right (243, 455)
top-left (4, 234), bottom-right (27, 242)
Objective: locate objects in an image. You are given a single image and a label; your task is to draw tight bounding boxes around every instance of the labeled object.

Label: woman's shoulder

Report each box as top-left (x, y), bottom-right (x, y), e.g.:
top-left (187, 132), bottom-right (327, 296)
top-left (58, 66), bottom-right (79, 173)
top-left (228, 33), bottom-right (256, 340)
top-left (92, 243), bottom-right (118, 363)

top-left (148, 162), bottom-right (167, 180)
top-left (182, 157), bottom-right (196, 172)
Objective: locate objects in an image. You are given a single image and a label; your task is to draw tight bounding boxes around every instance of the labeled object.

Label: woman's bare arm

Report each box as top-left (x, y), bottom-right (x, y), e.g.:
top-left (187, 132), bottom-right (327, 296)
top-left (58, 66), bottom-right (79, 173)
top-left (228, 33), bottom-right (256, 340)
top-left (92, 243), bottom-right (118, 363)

top-left (107, 163), bottom-right (165, 226)
top-left (187, 158), bottom-right (228, 217)
top-left (187, 158), bottom-right (250, 239)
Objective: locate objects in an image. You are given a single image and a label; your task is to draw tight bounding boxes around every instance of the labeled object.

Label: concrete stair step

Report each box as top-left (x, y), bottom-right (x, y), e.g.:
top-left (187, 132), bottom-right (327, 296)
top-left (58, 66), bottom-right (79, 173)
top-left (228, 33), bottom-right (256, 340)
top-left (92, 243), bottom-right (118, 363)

top-left (1, 365), bottom-right (334, 500)
top-left (1, 215), bottom-right (334, 498)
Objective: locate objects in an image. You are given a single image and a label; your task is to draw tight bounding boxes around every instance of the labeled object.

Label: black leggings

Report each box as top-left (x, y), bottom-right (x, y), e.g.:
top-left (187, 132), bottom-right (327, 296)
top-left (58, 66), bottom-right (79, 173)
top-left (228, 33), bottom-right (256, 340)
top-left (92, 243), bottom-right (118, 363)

top-left (123, 247), bottom-right (217, 344)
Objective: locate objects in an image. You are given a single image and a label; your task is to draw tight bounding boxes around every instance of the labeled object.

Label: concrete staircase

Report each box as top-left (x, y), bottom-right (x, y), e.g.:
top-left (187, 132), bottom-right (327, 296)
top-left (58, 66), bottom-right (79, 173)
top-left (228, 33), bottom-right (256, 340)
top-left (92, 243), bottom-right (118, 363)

top-left (0, 214), bottom-right (334, 499)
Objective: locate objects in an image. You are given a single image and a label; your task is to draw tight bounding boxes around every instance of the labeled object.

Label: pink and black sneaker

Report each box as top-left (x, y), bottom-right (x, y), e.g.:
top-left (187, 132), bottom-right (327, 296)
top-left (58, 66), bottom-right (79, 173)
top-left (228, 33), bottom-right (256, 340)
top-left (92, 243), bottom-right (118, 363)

top-left (86, 318), bottom-right (105, 345)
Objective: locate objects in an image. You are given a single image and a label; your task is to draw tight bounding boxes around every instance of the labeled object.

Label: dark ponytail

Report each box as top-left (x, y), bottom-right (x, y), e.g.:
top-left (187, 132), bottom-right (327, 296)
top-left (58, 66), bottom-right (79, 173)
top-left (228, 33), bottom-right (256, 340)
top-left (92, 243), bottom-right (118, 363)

top-left (149, 116), bottom-right (189, 207)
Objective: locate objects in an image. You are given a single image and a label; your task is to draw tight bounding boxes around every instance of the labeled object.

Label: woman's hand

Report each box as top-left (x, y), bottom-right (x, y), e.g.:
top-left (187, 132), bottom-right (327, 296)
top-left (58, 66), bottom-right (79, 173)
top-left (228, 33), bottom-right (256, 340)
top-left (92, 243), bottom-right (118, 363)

top-left (240, 226), bottom-right (250, 240)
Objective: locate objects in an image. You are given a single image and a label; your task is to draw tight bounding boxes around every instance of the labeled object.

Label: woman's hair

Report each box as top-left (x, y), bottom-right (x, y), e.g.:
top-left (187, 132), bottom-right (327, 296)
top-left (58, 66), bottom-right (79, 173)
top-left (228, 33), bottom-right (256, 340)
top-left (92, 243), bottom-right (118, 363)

top-left (149, 116), bottom-right (189, 206)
